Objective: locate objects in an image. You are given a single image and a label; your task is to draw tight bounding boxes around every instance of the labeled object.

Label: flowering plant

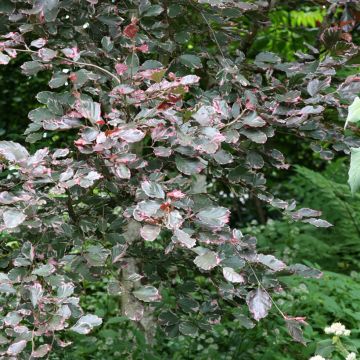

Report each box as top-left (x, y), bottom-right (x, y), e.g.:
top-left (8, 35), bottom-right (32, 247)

top-left (310, 322), bottom-right (358, 360)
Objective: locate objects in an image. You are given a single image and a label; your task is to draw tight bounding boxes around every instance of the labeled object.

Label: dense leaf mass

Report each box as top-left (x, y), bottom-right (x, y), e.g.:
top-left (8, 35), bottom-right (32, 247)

top-left (0, 0), bottom-right (359, 357)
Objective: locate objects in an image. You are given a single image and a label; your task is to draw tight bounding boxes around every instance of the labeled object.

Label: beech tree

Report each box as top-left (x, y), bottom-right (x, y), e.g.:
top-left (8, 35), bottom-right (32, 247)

top-left (0, 0), bottom-right (359, 358)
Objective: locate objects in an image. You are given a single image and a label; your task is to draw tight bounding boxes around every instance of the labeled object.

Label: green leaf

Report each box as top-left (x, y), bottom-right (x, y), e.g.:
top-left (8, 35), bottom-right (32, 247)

top-left (49, 72), bottom-right (68, 89)
top-left (32, 264), bottom-right (56, 277)
top-left (345, 96), bottom-right (360, 129)
top-left (315, 339), bottom-right (335, 357)
top-left (179, 321), bottom-right (198, 337)
top-left (141, 181), bottom-right (165, 199)
top-left (179, 54), bottom-right (202, 69)
top-left (84, 245), bottom-right (110, 267)
top-left (101, 36), bottom-right (113, 52)
top-left (175, 156), bottom-right (207, 175)
top-left (175, 31), bottom-right (190, 44)
top-left (0, 0), bottom-right (15, 13)
top-left (21, 61), bottom-right (45, 76)
top-left (196, 207), bottom-right (230, 228)
top-left (348, 147), bottom-right (360, 194)
top-left (142, 5), bottom-right (163, 17)
top-left (168, 4), bottom-right (182, 17)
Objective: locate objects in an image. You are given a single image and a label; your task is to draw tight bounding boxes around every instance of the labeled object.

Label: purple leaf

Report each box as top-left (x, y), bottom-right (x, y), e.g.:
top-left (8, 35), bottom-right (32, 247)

top-left (257, 254), bottom-right (287, 272)
top-left (246, 288), bottom-right (272, 321)
top-left (302, 218), bottom-right (332, 227)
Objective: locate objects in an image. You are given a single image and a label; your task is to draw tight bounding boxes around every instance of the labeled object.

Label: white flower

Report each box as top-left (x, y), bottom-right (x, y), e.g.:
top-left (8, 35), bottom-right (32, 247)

top-left (309, 356), bottom-right (326, 360)
top-left (346, 352), bottom-right (357, 360)
top-left (324, 322), bottom-right (350, 336)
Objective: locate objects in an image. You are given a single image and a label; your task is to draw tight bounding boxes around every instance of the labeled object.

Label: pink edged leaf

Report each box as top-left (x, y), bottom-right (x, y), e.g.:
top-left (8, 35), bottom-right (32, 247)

top-left (111, 243), bottom-right (127, 263)
top-left (31, 344), bottom-right (52, 358)
top-left (115, 63), bottom-right (128, 75)
top-left (256, 254), bottom-right (287, 272)
top-left (133, 286), bottom-right (161, 302)
top-left (180, 74), bottom-right (200, 85)
top-left (30, 38), bottom-right (47, 48)
top-left (141, 181), bottom-right (165, 199)
top-left (302, 218), bottom-right (332, 228)
top-left (115, 164), bottom-right (131, 179)
top-left (194, 250), bottom-right (220, 270)
top-left (222, 267), bottom-right (245, 283)
top-left (62, 47), bottom-right (80, 60)
top-left (167, 190), bottom-right (186, 199)
top-left (140, 224), bottom-right (161, 241)
top-left (3, 209), bottom-right (26, 229)
top-left (246, 288), bottom-right (272, 321)
top-left (175, 156), bottom-right (207, 175)
top-left (0, 52), bottom-right (11, 65)
top-left (71, 314), bottom-right (102, 334)
top-left (38, 48), bottom-right (57, 61)
top-left (196, 207), bottom-right (230, 228)
top-left (7, 340), bottom-right (27, 356)
top-left (165, 210), bottom-right (183, 230)
top-left (153, 146), bottom-right (172, 157)
top-left (0, 141), bottom-right (29, 162)
top-left (136, 43), bottom-right (149, 53)
top-left (118, 128), bottom-right (145, 143)
top-left (26, 283), bottom-right (43, 307)
top-left (76, 100), bottom-right (101, 124)
top-left (124, 301), bottom-right (144, 321)
top-left (174, 229), bottom-right (196, 249)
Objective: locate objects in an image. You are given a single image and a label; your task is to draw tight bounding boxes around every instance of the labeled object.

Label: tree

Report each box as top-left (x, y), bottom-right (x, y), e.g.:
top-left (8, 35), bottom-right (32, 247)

top-left (0, 0), bottom-right (359, 357)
